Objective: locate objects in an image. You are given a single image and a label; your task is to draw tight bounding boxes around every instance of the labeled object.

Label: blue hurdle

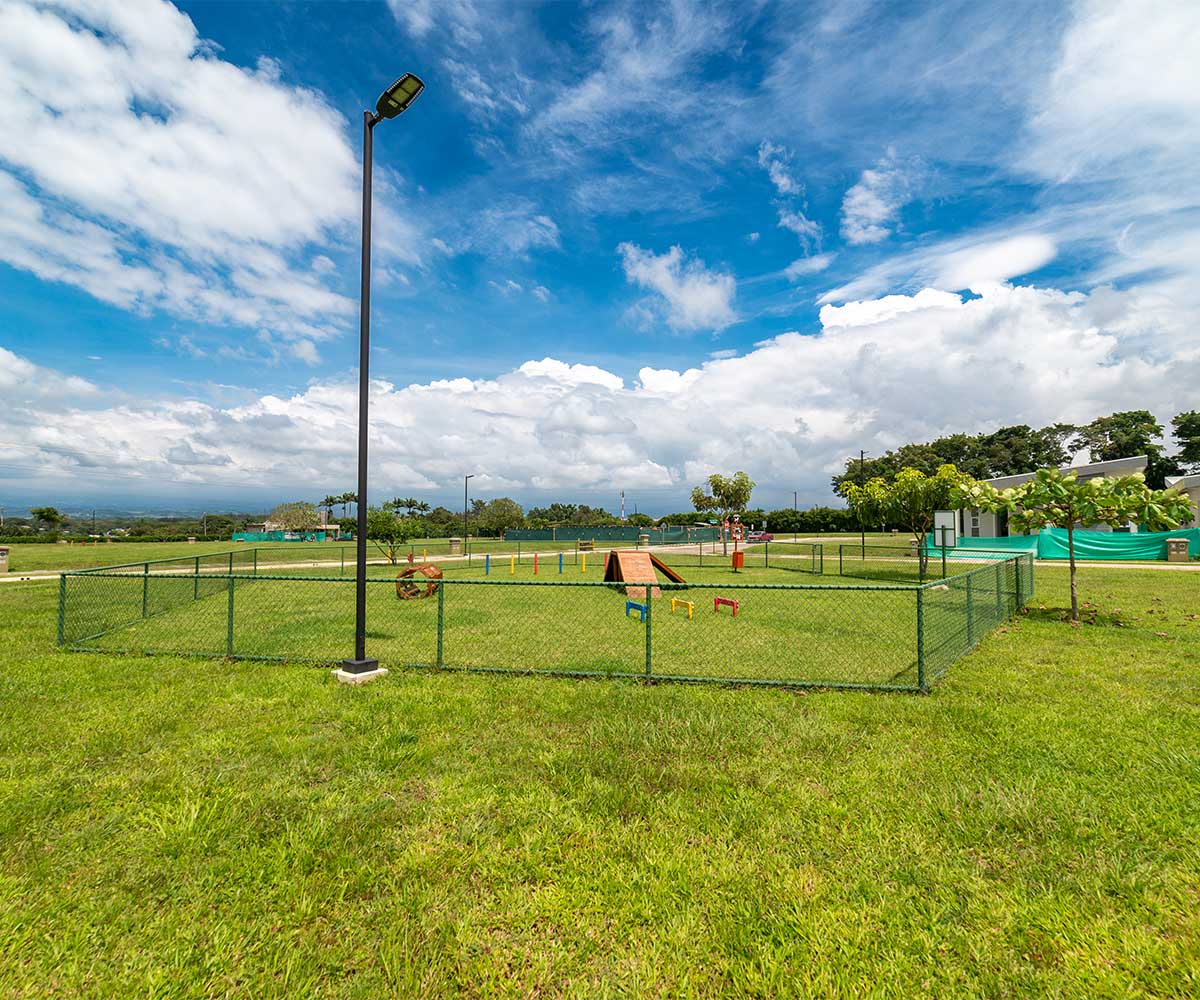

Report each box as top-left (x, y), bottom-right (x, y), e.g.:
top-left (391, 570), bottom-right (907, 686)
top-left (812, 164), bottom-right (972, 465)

top-left (625, 600), bottom-right (647, 622)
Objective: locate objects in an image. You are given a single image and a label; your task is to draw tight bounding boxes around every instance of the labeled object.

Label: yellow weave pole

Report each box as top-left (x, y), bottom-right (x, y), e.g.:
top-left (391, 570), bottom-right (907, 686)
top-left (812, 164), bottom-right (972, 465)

top-left (510, 554), bottom-right (515, 575)
top-left (581, 552), bottom-right (587, 573)
top-left (423, 548), bottom-right (427, 560)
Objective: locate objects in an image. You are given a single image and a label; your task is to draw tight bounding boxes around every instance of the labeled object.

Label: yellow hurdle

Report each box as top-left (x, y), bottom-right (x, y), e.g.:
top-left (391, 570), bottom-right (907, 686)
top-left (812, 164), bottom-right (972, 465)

top-left (510, 554), bottom-right (515, 575)
top-left (670, 598), bottom-right (694, 620)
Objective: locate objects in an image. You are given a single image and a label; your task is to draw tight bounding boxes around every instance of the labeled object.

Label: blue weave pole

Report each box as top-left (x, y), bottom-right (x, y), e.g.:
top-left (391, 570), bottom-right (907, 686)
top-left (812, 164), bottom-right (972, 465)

top-left (625, 600), bottom-right (647, 622)
top-left (485, 554), bottom-right (490, 575)
top-left (559, 552), bottom-right (563, 574)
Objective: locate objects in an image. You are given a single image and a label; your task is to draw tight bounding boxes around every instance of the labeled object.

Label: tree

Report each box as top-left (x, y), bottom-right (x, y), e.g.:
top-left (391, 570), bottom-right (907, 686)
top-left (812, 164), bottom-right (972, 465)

top-left (337, 492), bottom-right (358, 517)
top-left (961, 469), bottom-right (1193, 621)
top-left (29, 506), bottom-right (64, 532)
top-left (691, 471), bottom-right (756, 554)
top-left (475, 498), bottom-right (525, 537)
top-left (267, 501), bottom-right (318, 531)
top-left (843, 465), bottom-right (969, 577)
top-left (366, 504), bottom-right (421, 564)
top-left (1172, 411), bottom-right (1200, 472)
top-left (1072, 410), bottom-right (1180, 488)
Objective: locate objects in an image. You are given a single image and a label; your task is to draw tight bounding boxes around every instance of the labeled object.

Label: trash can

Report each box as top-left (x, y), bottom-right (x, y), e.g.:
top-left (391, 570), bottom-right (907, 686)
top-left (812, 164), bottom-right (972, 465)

top-left (0, 546), bottom-right (8, 573)
top-left (1167, 537), bottom-right (1190, 563)
top-left (448, 536), bottom-right (463, 555)
top-left (638, 533), bottom-right (650, 547)
top-left (731, 551), bottom-right (744, 570)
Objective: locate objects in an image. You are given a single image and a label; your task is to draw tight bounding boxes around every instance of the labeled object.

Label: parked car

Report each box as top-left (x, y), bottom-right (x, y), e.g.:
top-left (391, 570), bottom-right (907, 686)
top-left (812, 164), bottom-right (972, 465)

top-left (745, 530), bottom-right (774, 542)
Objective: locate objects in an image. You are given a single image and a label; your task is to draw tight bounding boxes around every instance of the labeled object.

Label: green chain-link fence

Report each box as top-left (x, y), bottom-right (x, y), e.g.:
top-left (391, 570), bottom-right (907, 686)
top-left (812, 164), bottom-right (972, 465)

top-left (59, 546), bottom-right (1033, 691)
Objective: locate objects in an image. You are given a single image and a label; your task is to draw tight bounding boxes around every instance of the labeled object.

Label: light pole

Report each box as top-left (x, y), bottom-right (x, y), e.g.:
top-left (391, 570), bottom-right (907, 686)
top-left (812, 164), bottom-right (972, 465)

top-left (792, 491), bottom-right (797, 511)
top-left (859, 449), bottom-right (866, 557)
top-left (463, 474), bottom-right (474, 547)
top-left (340, 72), bottom-right (426, 680)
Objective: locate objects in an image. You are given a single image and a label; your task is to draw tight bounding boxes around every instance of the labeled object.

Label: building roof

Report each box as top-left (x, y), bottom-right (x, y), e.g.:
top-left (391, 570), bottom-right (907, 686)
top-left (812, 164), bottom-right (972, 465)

top-left (1167, 472), bottom-right (1200, 490)
top-left (982, 455), bottom-right (1148, 491)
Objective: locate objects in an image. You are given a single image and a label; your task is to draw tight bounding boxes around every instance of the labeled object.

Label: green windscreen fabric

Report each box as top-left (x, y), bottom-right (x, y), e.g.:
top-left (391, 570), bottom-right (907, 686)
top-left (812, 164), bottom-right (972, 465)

top-left (930, 528), bottom-right (1199, 560)
top-left (1033, 526), bottom-right (1199, 560)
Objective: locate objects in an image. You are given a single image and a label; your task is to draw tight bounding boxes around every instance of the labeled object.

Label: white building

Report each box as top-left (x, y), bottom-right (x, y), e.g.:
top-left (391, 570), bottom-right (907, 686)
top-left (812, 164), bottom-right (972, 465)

top-left (955, 455), bottom-right (1148, 538)
top-left (1166, 472), bottom-right (1200, 526)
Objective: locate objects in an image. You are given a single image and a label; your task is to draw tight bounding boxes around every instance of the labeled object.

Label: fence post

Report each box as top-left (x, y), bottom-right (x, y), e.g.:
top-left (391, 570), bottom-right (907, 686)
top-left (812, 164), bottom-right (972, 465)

top-left (253, 548), bottom-right (258, 577)
top-left (644, 589), bottom-right (653, 679)
top-left (764, 540), bottom-right (769, 568)
top-left (966, 574), bottom-right (974, 647)
top-left (436, 580), bottom-right (444, 668)
top-left (142, 562), bottom-right (149, 619)
top-left (1013, 559), bottom-right (1022, 616)
top-left (838, 545), bottom-right (843, 576)
top-left (994, 562), bottom-right (1003, 621)
top-left (194, 556), bottom-right (200, 600)
top-left (57, 574), bottom-right (66, 645)
top-left (341, 547), bottom-right (345, 576)
top-left (226, 575), bottom-right (235, 656)
top-left (916, 587), bottom-right (926, 692)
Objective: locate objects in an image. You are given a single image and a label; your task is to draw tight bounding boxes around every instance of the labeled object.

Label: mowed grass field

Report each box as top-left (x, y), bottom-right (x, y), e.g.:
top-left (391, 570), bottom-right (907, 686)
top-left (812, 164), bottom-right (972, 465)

top-left (2, 565), bottom-right (1198, 997)
top-left (62, 556), bottom-right (921, 688)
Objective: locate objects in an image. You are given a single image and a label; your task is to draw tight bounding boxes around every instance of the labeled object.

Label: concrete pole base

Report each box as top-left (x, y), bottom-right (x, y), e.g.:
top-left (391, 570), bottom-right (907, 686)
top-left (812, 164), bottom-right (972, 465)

top-left (332, 665), bottom-right (389, 686)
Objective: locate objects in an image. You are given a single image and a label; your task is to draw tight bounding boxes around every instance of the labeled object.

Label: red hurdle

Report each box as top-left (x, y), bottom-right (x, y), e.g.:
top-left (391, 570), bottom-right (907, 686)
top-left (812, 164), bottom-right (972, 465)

top-left (714, 596), bottom-right (739, 617)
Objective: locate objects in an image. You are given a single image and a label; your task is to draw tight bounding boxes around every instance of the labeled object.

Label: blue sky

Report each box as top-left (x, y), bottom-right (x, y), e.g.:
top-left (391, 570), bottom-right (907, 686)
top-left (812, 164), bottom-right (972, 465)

top-left (2, 0), bottom-right (1198, 515)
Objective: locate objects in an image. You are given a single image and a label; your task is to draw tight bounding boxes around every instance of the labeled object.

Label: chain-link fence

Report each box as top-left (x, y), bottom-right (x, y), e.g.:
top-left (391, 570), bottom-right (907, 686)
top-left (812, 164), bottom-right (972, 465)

top-left (60, 547), bottom-right (1033, 691)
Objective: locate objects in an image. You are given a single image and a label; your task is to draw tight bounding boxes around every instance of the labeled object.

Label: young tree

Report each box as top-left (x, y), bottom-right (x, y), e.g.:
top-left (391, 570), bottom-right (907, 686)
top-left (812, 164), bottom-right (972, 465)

top-left (960, 469), bottom-right (1193, 621)
top-left (691, 471), bottom-right (756, 554)
top-left (366, 504), bottom-right (422, 564)
top-left (843, 465), bottom-right (969, 577)
top-left (267, 501), bottom-right (318, 531)
top-left (476, 498), bottom-right (525, 537)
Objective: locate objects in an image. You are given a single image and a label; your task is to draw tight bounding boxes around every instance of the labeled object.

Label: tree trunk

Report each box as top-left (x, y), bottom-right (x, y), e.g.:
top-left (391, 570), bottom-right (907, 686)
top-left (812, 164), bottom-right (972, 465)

top-left (915, 533), bottom-right (928, 580)
top-left (1068, 520), bottom-right (1078, 621)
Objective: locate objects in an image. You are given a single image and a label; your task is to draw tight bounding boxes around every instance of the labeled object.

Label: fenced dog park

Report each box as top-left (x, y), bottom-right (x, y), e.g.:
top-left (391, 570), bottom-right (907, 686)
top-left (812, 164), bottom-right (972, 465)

top-left (58, 541), bottom-right (1034, 692)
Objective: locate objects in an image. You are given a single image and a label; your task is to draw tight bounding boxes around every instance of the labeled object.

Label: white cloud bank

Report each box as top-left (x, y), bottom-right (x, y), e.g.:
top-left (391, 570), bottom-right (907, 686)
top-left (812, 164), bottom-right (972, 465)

top-left (7, 282), bottom-right (1197, 505)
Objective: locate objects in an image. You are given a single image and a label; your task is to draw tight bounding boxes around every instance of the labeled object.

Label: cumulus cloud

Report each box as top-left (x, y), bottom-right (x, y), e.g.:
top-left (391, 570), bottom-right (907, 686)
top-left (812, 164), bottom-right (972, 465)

top-left (840, 150), bottom-right (916, 244)
top-left (6, 283), bottom-right (1197, 505)
top-left (617, 243), bottom-right (737, 332)
top-left (0, 0), bottom-right (367, 353)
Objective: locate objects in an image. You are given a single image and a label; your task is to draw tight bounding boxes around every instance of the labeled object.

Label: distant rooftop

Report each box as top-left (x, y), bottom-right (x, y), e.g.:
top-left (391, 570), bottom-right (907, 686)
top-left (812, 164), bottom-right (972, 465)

top-left (983, 455), bottom-right (1148, 490)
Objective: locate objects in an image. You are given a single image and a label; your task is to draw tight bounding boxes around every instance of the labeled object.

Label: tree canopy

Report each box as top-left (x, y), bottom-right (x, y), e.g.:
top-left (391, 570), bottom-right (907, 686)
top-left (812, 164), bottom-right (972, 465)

top-left (267, 502), bottom-right (318, 531)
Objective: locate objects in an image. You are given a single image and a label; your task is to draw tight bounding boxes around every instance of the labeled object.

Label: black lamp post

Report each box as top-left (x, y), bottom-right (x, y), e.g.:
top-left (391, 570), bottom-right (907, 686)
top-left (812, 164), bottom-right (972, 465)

top-left (463, 474), bottom-right (474, 547)
top-left (341, 73), bottom-right (425, 678)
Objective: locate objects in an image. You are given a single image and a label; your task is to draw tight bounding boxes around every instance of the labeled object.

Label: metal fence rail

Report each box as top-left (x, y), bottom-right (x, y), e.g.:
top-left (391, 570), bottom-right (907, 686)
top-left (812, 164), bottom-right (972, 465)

top-left (59, 548), bottom-right (1034, 692)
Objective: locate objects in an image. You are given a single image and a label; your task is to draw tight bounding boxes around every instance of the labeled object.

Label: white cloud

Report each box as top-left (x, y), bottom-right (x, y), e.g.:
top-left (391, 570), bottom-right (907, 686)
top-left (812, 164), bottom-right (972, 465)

top-left (617, 243), bottom-right (737, 332)
top-left (840, 151), bottom-right (915, 245)
top-left (7, 282), bottom-right (1196, 504)
top-left (785, 253), bottom-right (837, 280)
top-left (531, 285), bottom-right (551, 302)
top-left (0, 0), bottom-right (364, 347)
top-left (777, 209), bottom-right (822, 249)
top-left (757, 141), bottom-right (801, 196)
top-left (819, 230), bottom-right (1059, 303)
top-left (747, 232), bottom-right (760, 243)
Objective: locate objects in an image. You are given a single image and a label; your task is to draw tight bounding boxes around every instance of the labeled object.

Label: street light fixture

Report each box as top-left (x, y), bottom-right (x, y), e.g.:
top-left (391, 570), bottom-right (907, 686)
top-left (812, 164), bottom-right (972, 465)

top-left (339, 72), bottom-right (426, 683)
top-left (464, 475), bottom-right (475, 547)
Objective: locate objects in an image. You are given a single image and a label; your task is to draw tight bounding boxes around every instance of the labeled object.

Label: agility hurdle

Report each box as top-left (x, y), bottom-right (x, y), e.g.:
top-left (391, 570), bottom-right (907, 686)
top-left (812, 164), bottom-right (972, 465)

top-left (670, 598), bottom-right (694, 619)
top-left (714, 596), bottom-right (739, 617)
top-left (625, 600), bottom-right (647, 622)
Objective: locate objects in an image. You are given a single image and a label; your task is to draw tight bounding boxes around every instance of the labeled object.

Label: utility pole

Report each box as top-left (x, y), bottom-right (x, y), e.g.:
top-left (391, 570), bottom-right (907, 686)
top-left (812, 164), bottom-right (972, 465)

top-left (620, 490), bottom-right (625, 523)
top-left (793, 491), bottom-right (797, 511)
top-left (91, 509), bottom-right (96, 536)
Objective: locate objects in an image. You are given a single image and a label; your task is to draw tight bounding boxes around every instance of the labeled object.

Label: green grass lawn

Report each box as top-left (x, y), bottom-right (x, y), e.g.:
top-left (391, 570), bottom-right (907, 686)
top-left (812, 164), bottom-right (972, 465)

top-left (2, 566), bottom-right (1198, 997)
